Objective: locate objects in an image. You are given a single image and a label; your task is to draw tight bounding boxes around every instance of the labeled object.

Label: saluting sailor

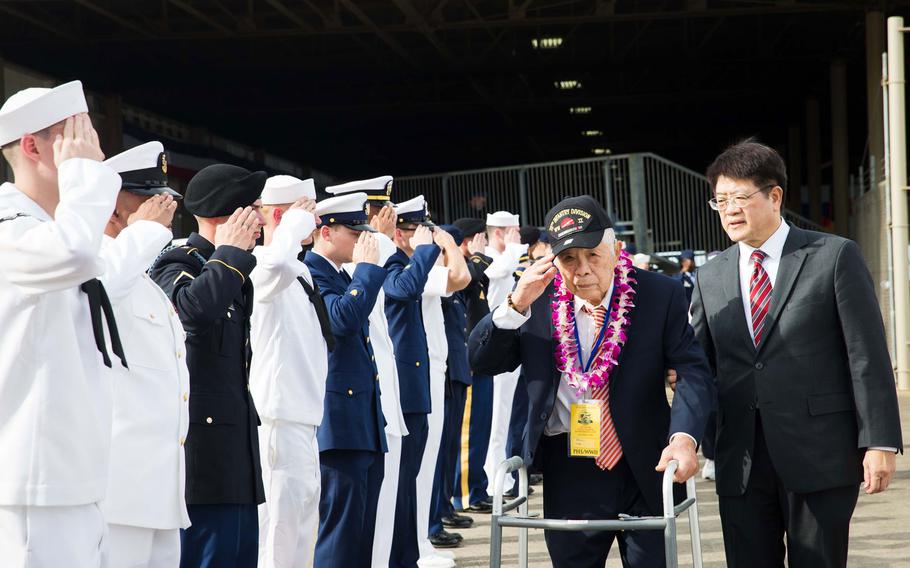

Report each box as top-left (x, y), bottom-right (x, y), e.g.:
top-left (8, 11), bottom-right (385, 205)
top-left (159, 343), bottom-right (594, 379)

top-left (149, 164), bottom-right (267, 568)
top-left (324, 176), bottom-right (408, 568)
top-left (383, 194), bottom-right (444, 568)
top-left (483, 211), bottom-right (528, 499)
top-left (305, 192), bottom-right (389, 568)
top-left (391, 197), bottom-right (471, 565)
top-left (248, 175), bottom-right (328, 568)
top-left (99, 141), bottom-right (191, 568)
top-left (0, 82), bottom-right (124, 567)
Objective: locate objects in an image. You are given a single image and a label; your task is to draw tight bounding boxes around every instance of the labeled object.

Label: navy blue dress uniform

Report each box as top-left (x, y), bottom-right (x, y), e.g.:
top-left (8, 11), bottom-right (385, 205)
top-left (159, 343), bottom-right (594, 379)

top-left (430, 225), bottom-right (475, 535)
top-left (148, 164), bottom-right (267, 568)
top-left (450, 217), bottom-right (496, 511)
top-left (304, 192), bottom-right (388, 568)
top-left (384, 204), bottom-right (442, 568)
top-left (469, 197), bottom-right (715, 568)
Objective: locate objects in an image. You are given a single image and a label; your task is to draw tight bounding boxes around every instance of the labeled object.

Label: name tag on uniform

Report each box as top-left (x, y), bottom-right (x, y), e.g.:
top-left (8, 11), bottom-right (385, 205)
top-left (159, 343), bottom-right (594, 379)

top-left (569, 400), bottom-right (602, 458)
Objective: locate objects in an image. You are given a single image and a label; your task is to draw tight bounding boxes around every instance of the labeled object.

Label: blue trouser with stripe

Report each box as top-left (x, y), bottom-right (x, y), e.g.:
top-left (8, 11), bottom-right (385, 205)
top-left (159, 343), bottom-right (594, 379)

top-left (452, 373), bottom-right (493, 509)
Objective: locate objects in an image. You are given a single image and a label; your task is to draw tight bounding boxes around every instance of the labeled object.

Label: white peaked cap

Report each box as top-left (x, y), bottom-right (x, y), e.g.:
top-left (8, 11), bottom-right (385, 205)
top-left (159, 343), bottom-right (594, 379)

top-left (261, 175), bottom-right (316, 205)
top-left (325, 175), bottom-right (393, 195)
top-left (315, 192), bottom-right (368, 217)
top-left (393, 195), bottom-right (426, 215)
top-left (0, 80), bottom-right (89, 146)
top-left (104, 141), bottom-right (164, 173)
top-left (486, 210), bottom-right (520, 227)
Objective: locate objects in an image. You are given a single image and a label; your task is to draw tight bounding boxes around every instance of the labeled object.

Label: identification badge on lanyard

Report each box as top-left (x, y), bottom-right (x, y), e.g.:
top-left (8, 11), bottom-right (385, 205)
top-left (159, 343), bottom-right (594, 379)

top-left (569, 399), bottom-right (602, 458)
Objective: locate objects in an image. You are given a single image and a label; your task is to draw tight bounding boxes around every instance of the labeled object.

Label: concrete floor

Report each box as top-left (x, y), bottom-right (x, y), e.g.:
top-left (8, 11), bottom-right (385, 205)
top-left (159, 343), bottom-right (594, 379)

top-left (442, 392), bottom-right (910, 568)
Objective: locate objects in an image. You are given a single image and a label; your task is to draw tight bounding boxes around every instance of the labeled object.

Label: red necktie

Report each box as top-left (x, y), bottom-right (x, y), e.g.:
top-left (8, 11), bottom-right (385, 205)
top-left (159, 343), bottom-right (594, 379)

top-left (749, 250), bottom-right (772, 346)
top-left (584, 305), bottom-right (623, 470)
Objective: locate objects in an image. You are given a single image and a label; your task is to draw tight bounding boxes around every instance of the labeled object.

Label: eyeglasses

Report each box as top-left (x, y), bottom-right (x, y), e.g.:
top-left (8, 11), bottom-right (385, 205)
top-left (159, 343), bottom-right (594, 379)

top-left (708, 185), bottom-right (775, 211)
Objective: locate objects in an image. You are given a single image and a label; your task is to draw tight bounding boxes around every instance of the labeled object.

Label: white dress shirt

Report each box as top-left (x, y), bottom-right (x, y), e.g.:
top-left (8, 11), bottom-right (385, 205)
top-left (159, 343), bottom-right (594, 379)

top-left (0, 159), bottom-right (121, 506)
top-left (738, 219), bottom-right (790, 342)
top-left (250, 209), bottom-right (328, 426)
top-left (345, 233), bottom-right (409, 438)
top-left (484, 242), bottom-right (528, 309)
top-left (99, 222), bottom-right (191, 529)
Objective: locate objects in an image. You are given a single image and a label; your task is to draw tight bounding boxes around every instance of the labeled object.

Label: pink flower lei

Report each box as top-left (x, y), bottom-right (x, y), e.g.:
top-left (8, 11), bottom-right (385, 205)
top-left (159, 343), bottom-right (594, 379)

top-left (551, 249), bottom-right (637, 394)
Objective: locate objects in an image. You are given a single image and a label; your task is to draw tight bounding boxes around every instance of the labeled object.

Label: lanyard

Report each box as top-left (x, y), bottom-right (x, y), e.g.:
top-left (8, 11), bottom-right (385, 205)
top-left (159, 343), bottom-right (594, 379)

top-left (573, 287), bottom-right (617, 373)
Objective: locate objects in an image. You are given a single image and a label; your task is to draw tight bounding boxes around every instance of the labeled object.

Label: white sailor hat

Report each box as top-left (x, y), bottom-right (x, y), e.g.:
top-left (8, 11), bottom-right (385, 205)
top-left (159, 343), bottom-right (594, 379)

top-left (486, 210), bottom-right (520, 227)
top-left (394, 195), bottom-right (435, 227)
top-left (315, 192), bottom-right (376, 232)
top-left (0, 80), bottom-right (88, 146)
top-left (104, 141), bottom-right (181, 199)
top-left (261, 175), bottom-right (316, 205)
top-left (325, 175), bottom-right (394, 205)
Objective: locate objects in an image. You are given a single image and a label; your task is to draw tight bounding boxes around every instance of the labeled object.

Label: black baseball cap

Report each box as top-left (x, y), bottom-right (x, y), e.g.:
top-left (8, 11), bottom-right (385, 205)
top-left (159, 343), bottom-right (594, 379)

top-left (544, 195), bottom-right (614, 255)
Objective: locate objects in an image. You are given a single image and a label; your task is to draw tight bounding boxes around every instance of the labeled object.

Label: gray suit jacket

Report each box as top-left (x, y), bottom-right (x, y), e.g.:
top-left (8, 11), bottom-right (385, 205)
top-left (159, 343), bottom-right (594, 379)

top-left (691, 225), bottom-right (903, 496)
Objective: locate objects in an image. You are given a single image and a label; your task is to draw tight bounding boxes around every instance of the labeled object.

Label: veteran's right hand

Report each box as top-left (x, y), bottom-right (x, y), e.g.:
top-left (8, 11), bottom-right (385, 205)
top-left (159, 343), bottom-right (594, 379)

top-left (53, 114), bottom-right (105, 166)
top-left (215, 207), bottom-right (261, 250)
top-left (509, 253), bottom-right (557, 314)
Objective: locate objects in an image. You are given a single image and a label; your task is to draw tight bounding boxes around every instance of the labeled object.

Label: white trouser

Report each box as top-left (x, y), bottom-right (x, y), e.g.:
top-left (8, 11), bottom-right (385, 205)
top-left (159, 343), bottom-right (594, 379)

top-left (108, 524), bottom-right (180, 568)
top-left (258, 420), bottom-right (321, 568)
top-left (417, 365), bottom-right (448, 560)
top-left (484, 367), bottom-right (521, 493)
top-left (0, 503), bottom-right (108, 568)
top-left (372, 432), bottom-right (403, 568)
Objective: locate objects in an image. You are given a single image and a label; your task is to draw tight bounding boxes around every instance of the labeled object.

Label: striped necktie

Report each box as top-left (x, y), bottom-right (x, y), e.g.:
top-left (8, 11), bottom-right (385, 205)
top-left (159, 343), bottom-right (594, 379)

top-left (749, 250), bottom-right (772, 346)
top-left (583, 304), bottom-right (623, 470)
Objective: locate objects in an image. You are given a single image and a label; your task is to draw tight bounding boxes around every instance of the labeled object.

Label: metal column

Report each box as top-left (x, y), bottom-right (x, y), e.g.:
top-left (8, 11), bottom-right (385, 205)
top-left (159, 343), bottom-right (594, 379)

top-left (628, 154), bottom-right (651, 252)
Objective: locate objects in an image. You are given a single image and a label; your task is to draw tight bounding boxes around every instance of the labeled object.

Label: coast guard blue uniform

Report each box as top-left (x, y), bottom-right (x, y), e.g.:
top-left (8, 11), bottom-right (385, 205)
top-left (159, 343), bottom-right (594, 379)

top-left (305, 193), bottom-right (388, 568)
top-left (384, 237), bottom-right (441, 568)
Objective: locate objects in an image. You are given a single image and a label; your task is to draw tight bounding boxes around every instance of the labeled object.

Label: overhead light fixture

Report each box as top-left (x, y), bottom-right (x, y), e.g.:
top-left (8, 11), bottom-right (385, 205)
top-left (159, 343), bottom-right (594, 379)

top-left (555, 80), bottom-right (582, 90)
top-left (592, 148), bottom-right (612, 155)
top-left (531, 37), bottom-right (563, 49)
top-left (581, 130), bottom-right (603, 137)
top-left (569, 106), bottom-right (592, 114)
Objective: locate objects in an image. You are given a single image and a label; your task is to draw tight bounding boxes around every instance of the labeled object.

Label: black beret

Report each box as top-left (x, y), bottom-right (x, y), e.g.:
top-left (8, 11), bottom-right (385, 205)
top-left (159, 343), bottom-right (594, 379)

top-left (453, 217), bottom-right (485, 238)
top-left (184, 164), bottom-right (268, 218)
top-left (519, 225), bottom-right (541, 245)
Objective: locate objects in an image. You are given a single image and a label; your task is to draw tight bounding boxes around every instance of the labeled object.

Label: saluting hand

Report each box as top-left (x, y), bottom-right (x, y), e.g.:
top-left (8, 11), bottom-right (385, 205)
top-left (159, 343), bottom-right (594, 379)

top-left (467, 233), bottom-right (486, 255)
top-left (410, 225), bottom-right (434, 249)
top-left (509, 254), bottom-right (557, 313)
top-left (433, 227), bottom-right (456, 250)
top-left (128, 194), bottom-right (178, 228)
top-left (215, 206), bottom-right (261, 251)
top-left (53, 113), bottom-right (105, 166)
top-left (370, 205), bottom-right (397, 239)
top-left (505, 226), bottom-right (521, 245)
top-left (289, 197), bottom-right (319, 224)
top-left (353, 231), bottom-right (380, 266)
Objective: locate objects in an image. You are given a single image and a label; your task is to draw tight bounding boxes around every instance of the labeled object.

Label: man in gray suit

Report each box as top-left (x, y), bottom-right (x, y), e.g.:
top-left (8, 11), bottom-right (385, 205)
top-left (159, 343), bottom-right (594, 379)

top-left (689, 140), bottom-right (902, 568)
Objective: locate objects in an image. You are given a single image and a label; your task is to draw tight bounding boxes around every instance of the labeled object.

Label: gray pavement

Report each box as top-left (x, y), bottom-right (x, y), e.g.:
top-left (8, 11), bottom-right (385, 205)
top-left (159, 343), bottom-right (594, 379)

top-left (444, 392), bottom-right (910, 568)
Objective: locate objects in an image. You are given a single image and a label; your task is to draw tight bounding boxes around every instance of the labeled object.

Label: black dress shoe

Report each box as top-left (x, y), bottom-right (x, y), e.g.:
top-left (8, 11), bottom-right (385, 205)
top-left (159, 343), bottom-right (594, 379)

top-left (429, 530), bottom-right (462, 548)
top-left (529, 473), bottom-right (543, 485)
top-left (467, 500), bottom-right (492, 513)
top-left (441, 514), bottom-right (474, 528)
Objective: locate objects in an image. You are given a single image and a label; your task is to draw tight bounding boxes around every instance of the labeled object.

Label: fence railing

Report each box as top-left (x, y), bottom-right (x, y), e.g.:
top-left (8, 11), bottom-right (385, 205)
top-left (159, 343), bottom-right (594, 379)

top-left (397, 152), bottom-right (823, 254)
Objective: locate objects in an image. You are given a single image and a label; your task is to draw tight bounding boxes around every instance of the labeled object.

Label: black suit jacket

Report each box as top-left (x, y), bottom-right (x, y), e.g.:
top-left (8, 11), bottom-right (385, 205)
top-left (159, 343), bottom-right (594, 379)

top-left (469, 268), bottom-right (714, 513)
top-left (691, 225), bottom-right (903, 496)
top-left (150, 233), bottom-right (265, 505)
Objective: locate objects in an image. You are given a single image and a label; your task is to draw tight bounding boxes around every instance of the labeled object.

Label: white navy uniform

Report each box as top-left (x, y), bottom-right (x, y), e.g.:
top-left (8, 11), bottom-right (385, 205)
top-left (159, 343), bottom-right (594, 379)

top-left (98, 142), bottom-right (191, 568)
top-left (0, 160), bottom-right (121, 566)
top-left (0, 80), bottom-right (123, 568)
top-left (482, 211), bottom-right (527, 494)
top-left (249, 176), bottom-right (326, 568)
